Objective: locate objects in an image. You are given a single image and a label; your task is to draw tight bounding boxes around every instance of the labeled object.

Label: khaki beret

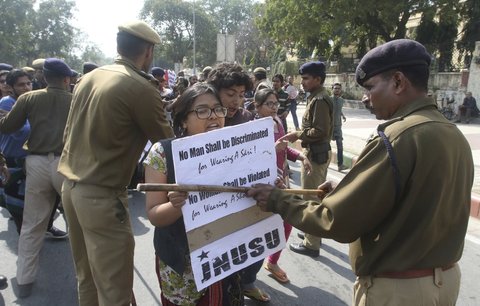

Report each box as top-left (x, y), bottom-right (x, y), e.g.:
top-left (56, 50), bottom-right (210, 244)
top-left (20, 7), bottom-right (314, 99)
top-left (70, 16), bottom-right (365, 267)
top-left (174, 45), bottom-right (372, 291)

top-left (32, 58), bottom-right (45, 70)
top-left (118, 20), bottom-right (161, 44)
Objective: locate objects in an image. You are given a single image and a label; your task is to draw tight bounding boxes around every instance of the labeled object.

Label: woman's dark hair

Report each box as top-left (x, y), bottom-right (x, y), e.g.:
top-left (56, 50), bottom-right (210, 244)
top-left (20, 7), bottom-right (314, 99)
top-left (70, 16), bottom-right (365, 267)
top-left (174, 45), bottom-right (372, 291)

top-left (273, 74), bottom-right (284, 84)
top-left (207, 62), bottom-right (253, 92)
top-left (117, 31), bottom-right (152, 58)
top-left (6, 69), bottom-right (31, 87)
top-left (172, 83), bottom-right (221, 136)
top-left (254, 88), bottom-right (277, 106)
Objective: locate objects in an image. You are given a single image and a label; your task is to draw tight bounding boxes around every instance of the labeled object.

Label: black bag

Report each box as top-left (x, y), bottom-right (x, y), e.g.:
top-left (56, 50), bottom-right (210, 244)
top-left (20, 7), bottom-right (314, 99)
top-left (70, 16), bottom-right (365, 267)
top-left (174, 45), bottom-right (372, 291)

top-left (128, 144), bottom-right (152, 190)
top-left (309, 142), bottom-right (331, 164)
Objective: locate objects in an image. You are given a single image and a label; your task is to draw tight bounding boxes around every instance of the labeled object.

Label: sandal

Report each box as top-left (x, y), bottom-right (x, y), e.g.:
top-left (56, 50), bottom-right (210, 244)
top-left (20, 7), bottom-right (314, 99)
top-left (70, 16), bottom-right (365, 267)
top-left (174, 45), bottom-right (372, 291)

top-left (243, 287), bottom-right (271, 302)
top-left (264, 262), bottom-right (290, 283)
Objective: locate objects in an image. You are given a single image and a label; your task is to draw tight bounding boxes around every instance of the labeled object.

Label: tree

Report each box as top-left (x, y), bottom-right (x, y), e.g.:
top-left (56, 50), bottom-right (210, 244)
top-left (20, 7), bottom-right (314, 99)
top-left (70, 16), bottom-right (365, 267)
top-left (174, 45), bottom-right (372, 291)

top-left (0, 0), bottom-right (36, 65)
top-left (256, 0), bottom-right (335, 58)
top-left (0, 0), bottom-right (78, 67)
top-left (200, 0), bottom-right (254, 35)
top-left (257, 0), bottom-right (419, 59)
top-left (457, 0), bottom-right (480, 65)
top-left (34, 0), bottom-right (77, 60)
top-left (198, 0), bottom-right (265, 68)
top-left (416, 1), bottom-right (462, 71)
top-left (436, 5), bottom-right (459, 71)
top-left (141, 0), bottom-right (217, 69)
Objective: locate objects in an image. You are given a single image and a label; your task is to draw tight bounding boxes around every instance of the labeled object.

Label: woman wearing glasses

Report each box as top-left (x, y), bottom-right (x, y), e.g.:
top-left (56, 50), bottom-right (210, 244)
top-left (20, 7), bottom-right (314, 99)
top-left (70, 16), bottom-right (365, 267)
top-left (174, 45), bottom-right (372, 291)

top-left (143, 83), bottom-right (233, 306)
top-left (254, 88), bottom-right (312, 284)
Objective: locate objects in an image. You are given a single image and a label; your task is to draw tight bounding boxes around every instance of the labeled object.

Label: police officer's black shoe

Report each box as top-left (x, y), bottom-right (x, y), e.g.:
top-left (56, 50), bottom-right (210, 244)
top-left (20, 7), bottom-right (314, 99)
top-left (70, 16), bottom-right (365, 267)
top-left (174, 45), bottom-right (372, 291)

top-left (297, 232), bottom-right (305, 240)
top-left (338, 164), bottom-right (348, 172)
top-left (0, 275), bottom-right (7, 288)
top-left (45, 226), bottom-right (68, 239)
top-left (17, 283), bottom-right (33, 297)
top-left (289, 243), bottom-right (319, 257)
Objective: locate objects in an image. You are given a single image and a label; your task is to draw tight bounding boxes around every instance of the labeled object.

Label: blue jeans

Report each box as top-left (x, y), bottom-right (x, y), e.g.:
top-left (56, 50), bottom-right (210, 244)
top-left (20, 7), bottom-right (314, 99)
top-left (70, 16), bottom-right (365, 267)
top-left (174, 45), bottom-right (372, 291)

top-left (289, 100), bottom-right (299, 129)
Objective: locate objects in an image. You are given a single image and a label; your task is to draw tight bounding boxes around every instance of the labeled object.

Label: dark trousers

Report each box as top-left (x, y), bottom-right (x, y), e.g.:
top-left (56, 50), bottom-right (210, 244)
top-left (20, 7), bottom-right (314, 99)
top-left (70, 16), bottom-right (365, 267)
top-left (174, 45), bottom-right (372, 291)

top-left (459, 105), bottom-right (472, 122)
top-left (239, 259), bottom-right (264, 287)
top-left (334, 136), bottom-right (344, 166)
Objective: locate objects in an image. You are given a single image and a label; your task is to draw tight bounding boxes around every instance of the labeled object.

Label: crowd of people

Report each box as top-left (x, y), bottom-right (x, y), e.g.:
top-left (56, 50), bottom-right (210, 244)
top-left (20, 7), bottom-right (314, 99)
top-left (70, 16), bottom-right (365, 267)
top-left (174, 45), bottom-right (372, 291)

top-left (0, 19), bottom-right (475, 306)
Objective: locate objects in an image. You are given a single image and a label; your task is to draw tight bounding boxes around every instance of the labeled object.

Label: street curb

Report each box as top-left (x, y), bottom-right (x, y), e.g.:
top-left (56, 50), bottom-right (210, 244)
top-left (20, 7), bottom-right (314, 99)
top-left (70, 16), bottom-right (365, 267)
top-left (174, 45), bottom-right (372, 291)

top-left (292, 140), bottom-right (480, 220)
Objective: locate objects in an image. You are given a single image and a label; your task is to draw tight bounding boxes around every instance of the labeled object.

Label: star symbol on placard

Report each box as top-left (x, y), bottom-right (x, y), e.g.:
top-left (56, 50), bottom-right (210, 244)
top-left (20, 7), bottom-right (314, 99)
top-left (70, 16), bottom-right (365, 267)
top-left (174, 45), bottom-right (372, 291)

top-left (198, 250), bottom-right (209, 261)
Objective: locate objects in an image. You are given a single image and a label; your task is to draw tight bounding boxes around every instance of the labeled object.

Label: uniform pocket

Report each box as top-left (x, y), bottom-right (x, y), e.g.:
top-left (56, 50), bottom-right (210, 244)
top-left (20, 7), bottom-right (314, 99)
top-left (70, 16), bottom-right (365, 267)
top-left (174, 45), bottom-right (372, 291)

top-left (114, 196), bottom-right (129, 223)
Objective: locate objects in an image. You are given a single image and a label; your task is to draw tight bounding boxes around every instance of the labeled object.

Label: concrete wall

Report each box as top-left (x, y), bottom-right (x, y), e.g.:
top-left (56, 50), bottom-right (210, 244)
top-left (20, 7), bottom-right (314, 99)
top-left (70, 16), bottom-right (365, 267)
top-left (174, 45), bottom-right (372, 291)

top-left (323, 69), bottom-right (475, 115)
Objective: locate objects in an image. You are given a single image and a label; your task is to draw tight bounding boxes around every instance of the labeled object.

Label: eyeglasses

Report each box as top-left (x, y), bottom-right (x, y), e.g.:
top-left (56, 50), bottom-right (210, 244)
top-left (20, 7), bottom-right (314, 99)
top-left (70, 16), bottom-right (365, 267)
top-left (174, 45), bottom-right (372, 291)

top-left (188, 106), bottom-right (228, 119)
top-left (263, 101), bottom-right (280, 109)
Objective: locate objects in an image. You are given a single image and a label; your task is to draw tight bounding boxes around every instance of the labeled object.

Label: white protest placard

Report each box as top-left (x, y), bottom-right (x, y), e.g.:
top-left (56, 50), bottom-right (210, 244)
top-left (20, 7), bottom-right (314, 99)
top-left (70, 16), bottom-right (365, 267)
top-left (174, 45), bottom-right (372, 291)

top-left (171, 118), bottom-right (285, 290)
top-left (172, 117), bottom-right (277, 231)
top-left (190, 215), bottom-right (285, 290)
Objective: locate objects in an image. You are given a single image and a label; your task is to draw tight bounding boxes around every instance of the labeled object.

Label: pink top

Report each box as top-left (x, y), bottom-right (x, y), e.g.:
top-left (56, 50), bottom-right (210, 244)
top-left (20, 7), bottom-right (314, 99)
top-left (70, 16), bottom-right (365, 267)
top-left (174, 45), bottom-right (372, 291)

top-left (274, 117), bottom-right (300, 176)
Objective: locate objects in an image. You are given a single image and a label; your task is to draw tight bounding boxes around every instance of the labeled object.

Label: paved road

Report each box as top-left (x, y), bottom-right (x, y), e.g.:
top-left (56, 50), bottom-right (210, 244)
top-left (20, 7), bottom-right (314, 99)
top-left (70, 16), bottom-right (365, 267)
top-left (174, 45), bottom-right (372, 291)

top-left (0, 106), bottom-right (479, 305)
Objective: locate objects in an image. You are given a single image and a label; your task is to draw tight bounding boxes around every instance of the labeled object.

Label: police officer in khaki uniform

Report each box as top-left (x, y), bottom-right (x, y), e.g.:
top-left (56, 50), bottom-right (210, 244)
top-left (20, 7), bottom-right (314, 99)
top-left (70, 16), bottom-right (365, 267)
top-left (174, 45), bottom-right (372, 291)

top-left (253, 67), bottom-right (272, 91)
top-left (0, 58), bottom-right (74, 297)
top-left (31, 58), bottom-right (47, 90)
top-left (58, 20), bottom-right (174, 306)
top-left (248, 39), bottom-right (474, 305)
top-left (279, 61), bottom-right (333, 257)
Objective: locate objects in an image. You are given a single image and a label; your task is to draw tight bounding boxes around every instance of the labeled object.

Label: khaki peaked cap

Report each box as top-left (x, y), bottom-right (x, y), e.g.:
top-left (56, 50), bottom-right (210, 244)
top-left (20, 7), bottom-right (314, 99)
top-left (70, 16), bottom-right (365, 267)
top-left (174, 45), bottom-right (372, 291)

top-left (32, 58), bottom-right (45, 70)
top-left (118, 20), bottom-right (161, 44)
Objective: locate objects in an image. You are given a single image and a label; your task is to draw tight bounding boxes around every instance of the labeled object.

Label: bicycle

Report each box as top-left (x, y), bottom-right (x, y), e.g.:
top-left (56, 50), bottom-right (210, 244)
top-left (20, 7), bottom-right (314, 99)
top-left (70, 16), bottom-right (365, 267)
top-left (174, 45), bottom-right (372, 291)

top-left (439, 98), bottom-right (456, 120)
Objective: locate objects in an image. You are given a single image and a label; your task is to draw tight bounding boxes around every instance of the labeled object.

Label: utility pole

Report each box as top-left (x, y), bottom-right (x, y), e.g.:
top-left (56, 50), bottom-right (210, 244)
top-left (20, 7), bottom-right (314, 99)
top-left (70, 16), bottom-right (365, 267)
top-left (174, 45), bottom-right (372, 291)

top-left (193, 0), bottom-right (196, 75)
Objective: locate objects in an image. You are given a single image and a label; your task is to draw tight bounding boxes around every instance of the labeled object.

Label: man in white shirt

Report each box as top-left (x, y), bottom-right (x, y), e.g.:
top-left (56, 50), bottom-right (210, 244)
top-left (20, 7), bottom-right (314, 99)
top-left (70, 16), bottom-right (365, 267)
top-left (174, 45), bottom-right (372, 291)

top-left (284, 76), bottom-right (300, 130)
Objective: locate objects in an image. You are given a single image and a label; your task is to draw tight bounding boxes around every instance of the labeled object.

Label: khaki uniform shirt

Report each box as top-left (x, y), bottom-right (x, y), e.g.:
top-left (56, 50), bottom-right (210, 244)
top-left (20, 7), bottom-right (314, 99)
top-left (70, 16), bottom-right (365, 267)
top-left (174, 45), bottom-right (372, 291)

top-left (267, 97), bottom-right (474, 276)
top-left (58, 57), bottom-right (174, 189)
top-left (0, 86), bottom-right (72, 154)
top-left (296, 87), bottom-right (333, 146)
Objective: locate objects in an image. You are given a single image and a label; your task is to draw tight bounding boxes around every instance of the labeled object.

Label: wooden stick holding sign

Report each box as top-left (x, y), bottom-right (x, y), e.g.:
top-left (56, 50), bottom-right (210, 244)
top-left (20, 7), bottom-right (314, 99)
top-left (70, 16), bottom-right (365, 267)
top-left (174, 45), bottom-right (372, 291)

top-left (137, 183), bottom-right (326, 197)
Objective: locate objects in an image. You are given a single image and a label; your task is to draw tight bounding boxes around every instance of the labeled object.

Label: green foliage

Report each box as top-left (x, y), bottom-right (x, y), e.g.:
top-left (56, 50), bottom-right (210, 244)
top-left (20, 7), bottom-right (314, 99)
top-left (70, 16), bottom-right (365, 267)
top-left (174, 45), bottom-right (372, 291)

top-left (457, 0), bottom-right (480, 63)
top-left (257, 0), bottom-right (334, 58)
top-left (0, 0), bottom-right (36, 65)
top-left (416, 1), bottom-right (462, 71)
top-left (258, 0), bottom-right (470, 73)
top-left (271, 60), bottom-right (301, 77)
top-left (141, 0), bottom-right (217, 69)
top-left (35, 0), bottom-right (76, 58)
top-left (141, 0), bottom-right (264, 70)
top-left (199, 0), bottom-right (254, 34)
top-left (0, 0), bottom-right (79, 67)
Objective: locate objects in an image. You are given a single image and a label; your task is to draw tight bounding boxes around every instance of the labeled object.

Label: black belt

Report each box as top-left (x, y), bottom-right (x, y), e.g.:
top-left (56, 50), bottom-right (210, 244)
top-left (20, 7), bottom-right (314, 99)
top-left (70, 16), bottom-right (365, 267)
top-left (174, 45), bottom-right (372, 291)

top-left (30, 152), bottom-right (61, 156)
